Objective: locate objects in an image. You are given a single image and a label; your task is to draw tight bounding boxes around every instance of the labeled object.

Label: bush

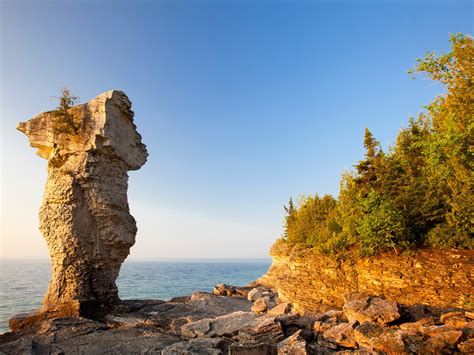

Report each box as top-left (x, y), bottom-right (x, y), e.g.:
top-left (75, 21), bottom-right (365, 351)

top-left (51, 88), bottom-right (79, 134)
top-left (355, 191), bottom-right (411, 256)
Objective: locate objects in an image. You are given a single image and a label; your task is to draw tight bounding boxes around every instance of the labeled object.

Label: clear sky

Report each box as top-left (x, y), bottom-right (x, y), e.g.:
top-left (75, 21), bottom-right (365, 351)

top-left (1, 0), bottom-right (472, 259)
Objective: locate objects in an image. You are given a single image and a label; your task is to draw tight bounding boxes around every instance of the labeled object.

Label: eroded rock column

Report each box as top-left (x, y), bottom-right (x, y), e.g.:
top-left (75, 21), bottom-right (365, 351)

top-left (17, 91), bottom-right (147, 318)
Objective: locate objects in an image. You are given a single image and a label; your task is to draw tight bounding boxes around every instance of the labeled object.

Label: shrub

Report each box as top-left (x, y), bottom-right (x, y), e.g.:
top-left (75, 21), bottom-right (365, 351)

top-left (51, 88), bottom-right (79, 134)
top-left (355, 191), bottom-right (411, 256)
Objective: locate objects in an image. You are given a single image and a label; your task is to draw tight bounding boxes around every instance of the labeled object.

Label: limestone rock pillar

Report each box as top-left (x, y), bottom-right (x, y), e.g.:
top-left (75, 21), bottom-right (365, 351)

top-left (17, 90), bottom-right (148, 318)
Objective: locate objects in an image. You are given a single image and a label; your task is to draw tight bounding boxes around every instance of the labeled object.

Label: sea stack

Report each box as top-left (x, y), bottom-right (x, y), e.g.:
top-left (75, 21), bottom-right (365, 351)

top-left (17, 91), bottom-right (147, 319)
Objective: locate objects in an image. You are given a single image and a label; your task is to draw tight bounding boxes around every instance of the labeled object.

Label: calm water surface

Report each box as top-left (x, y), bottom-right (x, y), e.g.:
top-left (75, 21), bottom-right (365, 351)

top-left (0, 259), bottom-right (270, 334)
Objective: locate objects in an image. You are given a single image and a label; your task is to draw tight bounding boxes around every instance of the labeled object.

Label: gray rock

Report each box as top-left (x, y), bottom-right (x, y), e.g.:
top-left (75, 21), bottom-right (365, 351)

top-left (237, 315), bottom-right (285, 344)
top-left (229, 342), bottom-right (277, 355)
top-left (277, 330), bottom-right (308, 354)
top-left (268, 303), bottom-right (291, 316)
top-left (0, 318), bottom-right (180, 354)
top-left (343, 296), bottom-right (400, 326)
top-left (0, 334), bottom-right (35, 355)
top-left (248, 288), bottom-right (264, 302)
top-left (278, 315), bottom-right (315, 332)
top-left (213, 284), bottom-right (252, 298)
top-left (161, 338), bottom-right (226, 354)
top-left (143, 293), bottom-right (252, 334)
top-left (181, 311), bottom-right (259, 339)
top-left (252, 298), bottom-right (270, 314)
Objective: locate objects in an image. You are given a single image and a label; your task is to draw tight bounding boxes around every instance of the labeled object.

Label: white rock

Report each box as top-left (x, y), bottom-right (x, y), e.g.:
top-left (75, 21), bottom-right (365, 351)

top-left (17, 90), bottom-right (148, 317)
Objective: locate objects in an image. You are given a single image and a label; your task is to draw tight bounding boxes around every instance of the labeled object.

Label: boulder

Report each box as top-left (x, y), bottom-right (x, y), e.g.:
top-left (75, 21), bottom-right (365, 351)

top-left (229, 342), bottom-right (277, 355)
top-left (277, 330), bottom-right (308, 354)
top-left (402, 304), bottom-right (437, 322)
top-left (425, 330), bottom-right (463, 353)
top-left (399, 317), bottom-right (436, 333)
top-left (352, 322), bottom-right (384, 349)
top-left (370, 330), bottom-right (424, 354)
top-left (248, 288), bottom-right (265, 302)
top-left (268, 303), bottom-right (291, 316)
top-left (262, 291), bottom-right (277, 300)
top-left (440, 311), bottom-right (464, 323)
top-left (315, 335), bottom-right (339, 350)
top-left (181, 311), bottom-right (259, 339)
top-left (324, 310), bottom-right (347, 323)
top-left (458, 338), bottom-right (474, 353)
top-left (213, 284), bottom-right (252, 298)
top-left (313, 320), bottom-right (335, 337)
top-left (442, 314), bottom-right (469, 328)
top-left (162, 338), bottom-right (226, 354)
top-left (237, 315), bottom-right (285, 344)
top-left (465, 312), bottom-right (474, 320)
top-left (421, 324), bottom-right (459, 336)
top-left (323, 322), bottom-right (358, 349)
top-left (279, 315), bottom-right (315, 331)
top-left (343, 296), bottom-right (400, 326)
top-left (252, 298), bottom-right (271, 314)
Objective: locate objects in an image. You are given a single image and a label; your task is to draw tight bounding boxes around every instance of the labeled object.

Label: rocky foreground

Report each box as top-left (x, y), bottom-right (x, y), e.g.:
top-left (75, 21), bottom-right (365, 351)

top-left (1, 284), bottom-right (473, 354)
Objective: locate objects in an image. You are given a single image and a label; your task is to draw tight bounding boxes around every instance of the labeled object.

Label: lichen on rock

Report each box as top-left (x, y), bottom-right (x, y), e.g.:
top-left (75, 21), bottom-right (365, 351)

top-left (17, 90), bottom-right (147, 320)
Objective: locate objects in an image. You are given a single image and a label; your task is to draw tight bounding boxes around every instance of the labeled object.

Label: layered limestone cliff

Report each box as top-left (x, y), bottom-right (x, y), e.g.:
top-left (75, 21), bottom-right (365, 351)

top-left (17, 90), bottom-right (147, 319)
top-left (258, 240), bottom-right (474, 314)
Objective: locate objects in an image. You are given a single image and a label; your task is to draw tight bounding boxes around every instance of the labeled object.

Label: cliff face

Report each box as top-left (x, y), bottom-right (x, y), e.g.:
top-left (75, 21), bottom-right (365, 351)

top-left (17, 91), bottom-right (147, 319)
top-left (258, 240), bottom-right (474, 314)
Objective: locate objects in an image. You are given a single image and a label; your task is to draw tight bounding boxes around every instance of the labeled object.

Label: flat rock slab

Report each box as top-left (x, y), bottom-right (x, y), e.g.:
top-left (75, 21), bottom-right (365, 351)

top-left (108, 292), bottom-right (253, 334)
top-left (181, 311), bottom-right (260, 339)
top-left (162, 337), bottom-right (226, 354)
top-left (343, 296), bottom-right (400, 326)
top-left (0, 318), bottom-right (180, 354)
top-left (277, 329), bottom-right (308, 354)
top-left (236, 315), bottom-right (285, 344)
top-left (323, 322), bottom-right (358, 348)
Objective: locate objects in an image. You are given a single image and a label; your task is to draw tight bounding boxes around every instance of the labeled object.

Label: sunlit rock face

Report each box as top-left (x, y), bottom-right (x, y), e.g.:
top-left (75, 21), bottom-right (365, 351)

top-left (17, 91), bottom-right (147, 318)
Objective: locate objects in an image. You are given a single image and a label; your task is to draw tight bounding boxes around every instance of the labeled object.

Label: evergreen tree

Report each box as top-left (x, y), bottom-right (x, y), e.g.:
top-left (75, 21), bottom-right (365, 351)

top-left (281, 34), bottom-right (473, 257)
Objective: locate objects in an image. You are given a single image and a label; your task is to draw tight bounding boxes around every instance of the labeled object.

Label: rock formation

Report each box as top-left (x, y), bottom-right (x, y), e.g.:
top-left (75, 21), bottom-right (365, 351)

top-left (17, 90), bottom-right (147, 319)
top-left (258, 240), bottom-right (474, 314)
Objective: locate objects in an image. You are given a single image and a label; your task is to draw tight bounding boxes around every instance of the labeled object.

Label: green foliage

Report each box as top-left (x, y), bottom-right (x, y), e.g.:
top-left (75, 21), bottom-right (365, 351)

top-left (281, 34), bottom-right (473, 257)
top-left (51, 88), bottom-right (79, 134)
top-left (282, 197), bottom-right (296, 239)
top-left (356, 190), bottom-right (411, 256)
top-left (285, 194), bottom-right (338, 246)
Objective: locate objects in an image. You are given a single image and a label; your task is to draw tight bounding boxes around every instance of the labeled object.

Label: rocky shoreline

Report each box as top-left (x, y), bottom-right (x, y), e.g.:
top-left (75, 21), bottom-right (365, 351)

top-left (1, 284), bottom-right (473, 354)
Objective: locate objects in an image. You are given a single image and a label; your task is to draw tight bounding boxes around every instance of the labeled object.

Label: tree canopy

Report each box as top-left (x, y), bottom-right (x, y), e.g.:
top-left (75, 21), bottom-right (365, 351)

top-left (283, 34), bottom-right (473, 257)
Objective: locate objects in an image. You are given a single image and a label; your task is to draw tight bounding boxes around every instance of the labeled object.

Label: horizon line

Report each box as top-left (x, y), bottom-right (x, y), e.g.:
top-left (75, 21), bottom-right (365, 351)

top-left (0, 257), bottom-right (272, 261)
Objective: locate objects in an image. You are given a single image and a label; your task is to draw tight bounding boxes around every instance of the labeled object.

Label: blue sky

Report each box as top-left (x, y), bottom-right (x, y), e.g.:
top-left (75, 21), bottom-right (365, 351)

top-left (1, 0), bottom-right (472, 259)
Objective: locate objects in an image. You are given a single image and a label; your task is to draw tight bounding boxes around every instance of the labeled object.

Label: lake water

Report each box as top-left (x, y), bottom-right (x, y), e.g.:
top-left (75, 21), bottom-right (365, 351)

top-left (0, 259), bottom-right (271, 334)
